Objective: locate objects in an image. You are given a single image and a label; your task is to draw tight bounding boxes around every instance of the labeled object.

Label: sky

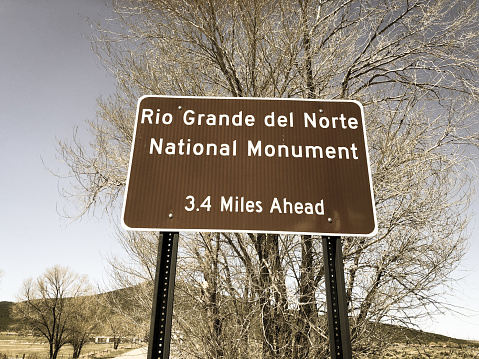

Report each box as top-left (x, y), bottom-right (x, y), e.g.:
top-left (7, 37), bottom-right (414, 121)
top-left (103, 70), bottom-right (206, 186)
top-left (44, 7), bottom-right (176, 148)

top-left (1, 0), bottom-right (479, 341)
top-left (0, 0), bottom-right (120, 299)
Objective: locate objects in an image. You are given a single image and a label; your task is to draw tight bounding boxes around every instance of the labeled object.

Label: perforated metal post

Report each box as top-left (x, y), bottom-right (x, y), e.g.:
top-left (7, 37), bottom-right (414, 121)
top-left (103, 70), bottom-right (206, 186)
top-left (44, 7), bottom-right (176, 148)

top-left (147, 232), bottom-right (179, 359)
top-left (322, 236), bottom-right (352, 359)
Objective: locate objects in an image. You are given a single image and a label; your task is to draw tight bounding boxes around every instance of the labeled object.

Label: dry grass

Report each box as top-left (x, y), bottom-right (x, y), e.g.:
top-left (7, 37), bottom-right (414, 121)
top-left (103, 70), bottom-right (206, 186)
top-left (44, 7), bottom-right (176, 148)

top-left (356, 343), bottom-right (479, 359)
top-left (0, 335), bottom-right (138, 359)
top-left (2, 333), bottom-right (479, 359)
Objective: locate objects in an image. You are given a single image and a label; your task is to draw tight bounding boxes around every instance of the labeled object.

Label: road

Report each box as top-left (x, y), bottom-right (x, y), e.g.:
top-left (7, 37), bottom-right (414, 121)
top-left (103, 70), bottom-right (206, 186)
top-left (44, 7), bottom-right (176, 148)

top-left (113, 347), bottom-right (147, 359)
top-left (113, 345), bottom-right (182, 359)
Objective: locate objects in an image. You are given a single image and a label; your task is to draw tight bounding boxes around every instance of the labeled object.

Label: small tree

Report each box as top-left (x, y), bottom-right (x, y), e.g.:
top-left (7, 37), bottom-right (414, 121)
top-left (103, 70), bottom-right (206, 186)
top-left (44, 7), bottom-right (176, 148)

top-left (67, 295), bottom-right (99, 358)
top-left (15, 266), bottom-right (93, 359)
top-left (68, 320), bottom-right (91, 359)
top-left (95, 275), bottom-right (153, 349)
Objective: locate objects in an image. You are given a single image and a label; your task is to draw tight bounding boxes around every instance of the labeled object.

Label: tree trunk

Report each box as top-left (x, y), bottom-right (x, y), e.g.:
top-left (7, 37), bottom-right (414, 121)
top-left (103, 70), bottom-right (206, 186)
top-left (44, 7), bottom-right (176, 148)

top-left (270, 234), bottom-right (291, 358)
top-left (49, 342), bottom-right (54, 359)
top-left (253, 233), bottom-right (292, 358)
top-left (293, 234), bottom-right (318, 359)
top-left (254, 233), bottom-right (274, 359)
top-left (201, 233), bottom-right (224, 358)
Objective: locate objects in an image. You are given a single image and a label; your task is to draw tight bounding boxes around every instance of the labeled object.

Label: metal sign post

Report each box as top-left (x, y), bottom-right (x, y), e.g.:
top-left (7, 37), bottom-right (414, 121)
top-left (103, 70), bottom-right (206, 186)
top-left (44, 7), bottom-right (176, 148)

top-left (147, 232), bottom-right (179, 359)
top-left (322, 236), bottom-right (352, 359)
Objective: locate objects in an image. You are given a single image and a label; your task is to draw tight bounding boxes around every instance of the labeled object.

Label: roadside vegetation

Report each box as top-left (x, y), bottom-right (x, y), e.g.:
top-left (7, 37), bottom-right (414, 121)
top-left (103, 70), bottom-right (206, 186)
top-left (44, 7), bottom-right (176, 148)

top-left (3, 331), bottom-right (479, 359)
top-left (1, 267), bottom-right (145, 359)
top-left (3, 286), bottom-right (479, 359)
top-left (0, 333), bottom-right (139, 359)
top-left (358, 346), bottom-right (479, 359)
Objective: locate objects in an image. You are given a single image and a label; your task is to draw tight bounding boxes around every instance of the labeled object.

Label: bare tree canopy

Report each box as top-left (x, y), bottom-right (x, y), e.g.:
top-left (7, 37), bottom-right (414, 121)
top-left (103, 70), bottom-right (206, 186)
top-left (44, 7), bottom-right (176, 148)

top-left (57, 0), bottom-right (478, 357)
top-left (14, 266), bottom-right (94, 359)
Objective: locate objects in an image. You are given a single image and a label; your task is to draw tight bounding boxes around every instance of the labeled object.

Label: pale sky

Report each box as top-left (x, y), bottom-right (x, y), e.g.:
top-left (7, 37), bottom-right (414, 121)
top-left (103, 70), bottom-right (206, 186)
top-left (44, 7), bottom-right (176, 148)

top-left (0, 0), bottom-right (478, 341)
top-left (0, 0), bottom-right (119, 300)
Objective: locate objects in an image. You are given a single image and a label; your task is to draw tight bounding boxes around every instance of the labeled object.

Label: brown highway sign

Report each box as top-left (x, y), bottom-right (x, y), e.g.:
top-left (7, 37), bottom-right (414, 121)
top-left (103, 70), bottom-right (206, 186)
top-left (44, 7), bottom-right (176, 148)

top-left (122, 96), bottom-right (377, 237)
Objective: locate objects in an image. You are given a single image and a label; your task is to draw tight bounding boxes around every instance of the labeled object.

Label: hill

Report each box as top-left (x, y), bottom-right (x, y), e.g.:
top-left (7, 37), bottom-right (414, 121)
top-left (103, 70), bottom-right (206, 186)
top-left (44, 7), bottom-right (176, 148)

top-left (372, 322), bottom-right (478, 347)
top-left (0, 301), bottom-right (15, 331)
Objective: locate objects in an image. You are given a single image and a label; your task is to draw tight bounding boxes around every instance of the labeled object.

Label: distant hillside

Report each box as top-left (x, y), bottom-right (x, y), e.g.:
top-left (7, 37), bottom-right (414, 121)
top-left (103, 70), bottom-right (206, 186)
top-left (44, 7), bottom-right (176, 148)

top-left (369, 322), bottom-right (479, 347)
top-left (0, 301), bottom-right (15, 331)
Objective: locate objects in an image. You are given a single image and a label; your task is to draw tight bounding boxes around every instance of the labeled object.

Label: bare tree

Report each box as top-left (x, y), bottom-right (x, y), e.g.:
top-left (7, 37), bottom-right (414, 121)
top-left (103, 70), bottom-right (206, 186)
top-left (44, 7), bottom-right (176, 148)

top-left (14, 266), bottom-right (94, 359)
top-left (101, 230), bottom-right (158, 337)
top-left (67, 294), bottom-right (100, 358)
top-left (57, 0), bottom-right (478, 357)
